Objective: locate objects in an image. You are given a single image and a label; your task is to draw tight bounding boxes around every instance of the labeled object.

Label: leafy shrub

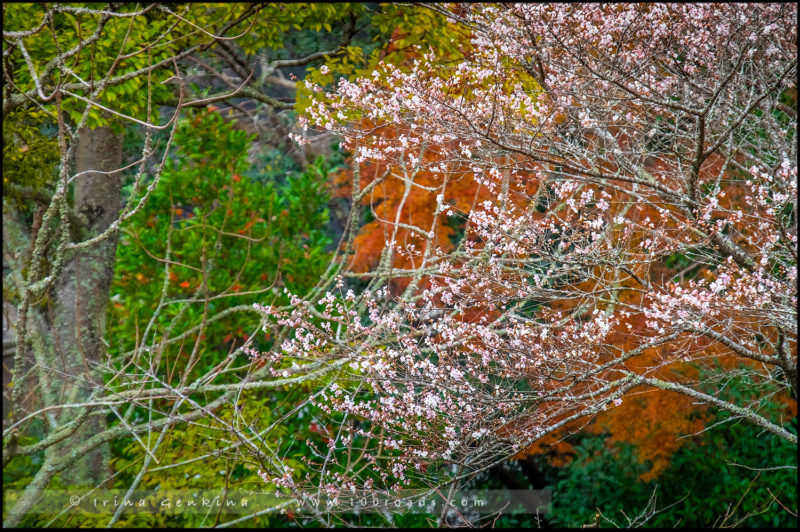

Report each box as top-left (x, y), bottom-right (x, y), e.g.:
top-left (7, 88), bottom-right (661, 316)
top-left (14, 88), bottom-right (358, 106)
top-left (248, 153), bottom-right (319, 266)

top-left (546, 378), bottom-right (797, 528)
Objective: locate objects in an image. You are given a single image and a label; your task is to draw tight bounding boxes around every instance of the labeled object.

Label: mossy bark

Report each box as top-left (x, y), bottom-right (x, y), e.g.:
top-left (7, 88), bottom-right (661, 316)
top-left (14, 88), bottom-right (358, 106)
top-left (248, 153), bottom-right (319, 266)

top-left (49, 124), bottom-right (122, 487)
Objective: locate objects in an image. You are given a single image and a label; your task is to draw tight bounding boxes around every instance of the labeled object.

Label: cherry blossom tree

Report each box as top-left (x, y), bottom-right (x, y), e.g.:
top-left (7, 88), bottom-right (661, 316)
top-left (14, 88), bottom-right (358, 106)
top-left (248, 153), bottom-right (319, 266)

top-left (244, 2), bottom-right (797, 508)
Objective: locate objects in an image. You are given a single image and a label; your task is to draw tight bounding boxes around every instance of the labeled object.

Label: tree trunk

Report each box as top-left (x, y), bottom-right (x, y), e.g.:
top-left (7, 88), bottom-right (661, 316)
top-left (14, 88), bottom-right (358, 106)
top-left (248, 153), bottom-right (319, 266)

top-left (49, 124), bottom-right (123, 487)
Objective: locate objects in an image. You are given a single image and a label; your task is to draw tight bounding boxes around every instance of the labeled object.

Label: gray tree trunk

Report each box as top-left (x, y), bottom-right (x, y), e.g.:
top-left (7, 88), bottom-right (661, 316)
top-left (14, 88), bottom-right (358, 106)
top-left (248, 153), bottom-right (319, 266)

top-left (49, 124), bottom-right (123, 486)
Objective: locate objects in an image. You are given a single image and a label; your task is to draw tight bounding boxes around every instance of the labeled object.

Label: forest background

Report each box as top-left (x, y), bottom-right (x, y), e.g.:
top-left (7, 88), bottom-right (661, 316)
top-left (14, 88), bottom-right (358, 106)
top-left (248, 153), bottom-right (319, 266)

top-left (2, 3), bottom-right (797, 528)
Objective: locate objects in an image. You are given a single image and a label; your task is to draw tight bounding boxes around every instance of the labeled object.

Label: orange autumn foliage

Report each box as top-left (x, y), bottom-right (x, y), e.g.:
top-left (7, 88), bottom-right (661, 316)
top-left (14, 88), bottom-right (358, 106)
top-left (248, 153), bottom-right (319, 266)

top-left (333, 126), bottom-right (535, 294)
top-left (512, 152), bottom-right (797, 479)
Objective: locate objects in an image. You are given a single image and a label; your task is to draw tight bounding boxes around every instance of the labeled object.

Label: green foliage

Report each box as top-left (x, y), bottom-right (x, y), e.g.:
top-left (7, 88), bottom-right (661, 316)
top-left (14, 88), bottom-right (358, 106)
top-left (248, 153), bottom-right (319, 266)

top-left (102, 109), bottom-right (334, 526)
top-left (3, 3), bottom-right (192, 129)
top-left (2, 108), bottom-right (60, 212)
top-left (3, 430), bottom-right (47, 491)
top-left (369, 3), bottom-right (466, 63)
top-left (235, 3), bottom-right (367, 55)
top-left (103, 392), bottom-right (290, 528)
top-left (544, 380), bottom-right (797, 528)
top-left (297, 3), bottom-right (469, 116)
top-left (109, 109), bottom-right (332, 368)
top-left (4, 109), bottom-right (335, 528)
top-left (546, 436), bottom-right (652, 527)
